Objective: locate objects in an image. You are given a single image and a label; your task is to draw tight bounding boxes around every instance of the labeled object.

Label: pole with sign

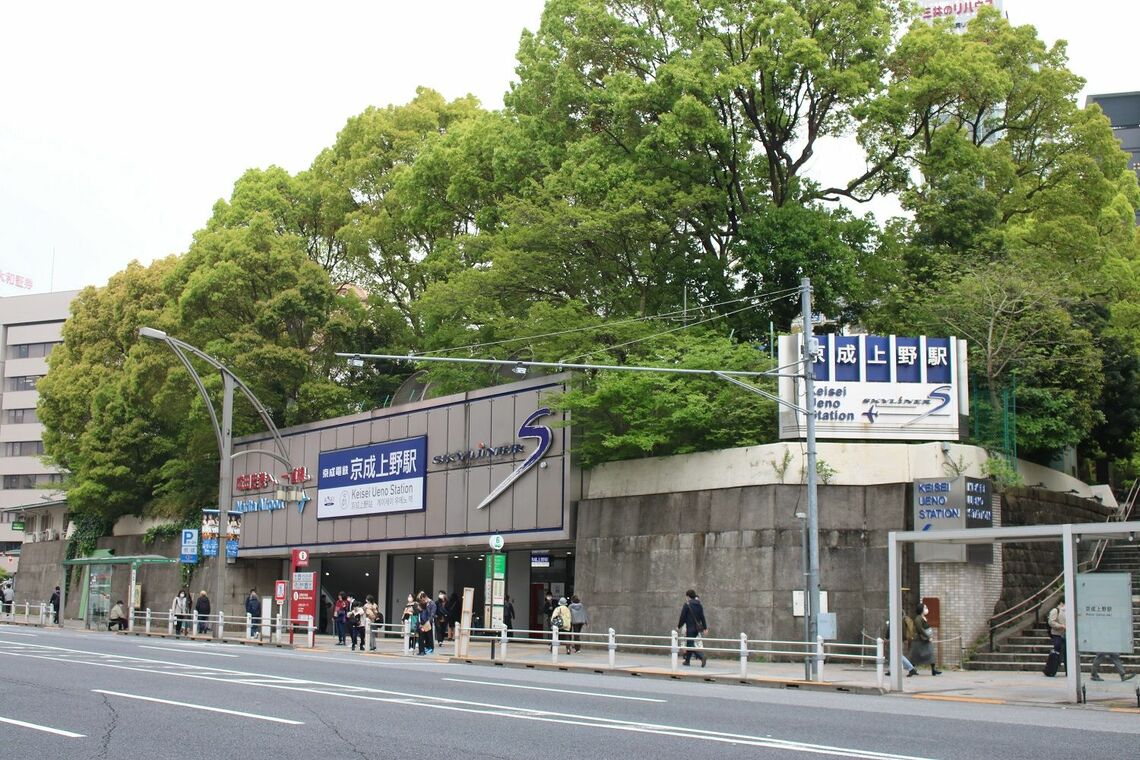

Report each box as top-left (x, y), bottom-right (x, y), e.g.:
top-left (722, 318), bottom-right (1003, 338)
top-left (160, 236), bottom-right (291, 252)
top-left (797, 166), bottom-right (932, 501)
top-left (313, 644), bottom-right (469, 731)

top-left (485, 535), bottom-right (507, 630)
top-left (179, 529), bottom-right (199, 565)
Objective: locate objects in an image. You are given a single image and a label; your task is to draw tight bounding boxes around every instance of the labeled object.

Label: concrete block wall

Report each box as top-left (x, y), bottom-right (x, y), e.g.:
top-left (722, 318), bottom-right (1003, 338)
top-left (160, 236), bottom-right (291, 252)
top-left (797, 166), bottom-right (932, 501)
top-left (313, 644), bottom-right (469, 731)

top-left (574, 483), bottom-right (911, 648)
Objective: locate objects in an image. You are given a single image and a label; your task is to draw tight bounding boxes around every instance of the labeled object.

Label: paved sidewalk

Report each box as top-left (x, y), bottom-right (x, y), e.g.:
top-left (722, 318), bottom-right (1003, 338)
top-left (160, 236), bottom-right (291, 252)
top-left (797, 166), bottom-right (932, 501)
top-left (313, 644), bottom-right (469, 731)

top-left (8, 618), bottom-right (1139, 711)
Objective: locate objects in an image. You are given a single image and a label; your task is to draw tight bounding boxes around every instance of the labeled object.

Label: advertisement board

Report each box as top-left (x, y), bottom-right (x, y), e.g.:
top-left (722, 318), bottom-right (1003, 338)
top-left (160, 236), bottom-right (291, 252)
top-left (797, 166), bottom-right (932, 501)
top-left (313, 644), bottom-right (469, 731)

top-left (917, 1), bottom-right (1003, 33)
top-left (778, 334), bottom-right (968, 441)
top-left (292, 571), bottom-right (317, 627)
top-left (225, 512), bottom-right (241, 558)
top-left (317, 435), bottom-right (427, 519)
top-left (201, 509), bottom-right (220, 557)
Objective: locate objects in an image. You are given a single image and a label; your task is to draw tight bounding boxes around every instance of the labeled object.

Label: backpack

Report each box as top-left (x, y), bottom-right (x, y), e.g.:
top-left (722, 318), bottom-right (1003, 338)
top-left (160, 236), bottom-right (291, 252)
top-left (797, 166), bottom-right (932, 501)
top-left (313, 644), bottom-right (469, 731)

top-left (903, 615), bottom-right (917, 642)
top-left (551, 612), bottom-right (565, 630)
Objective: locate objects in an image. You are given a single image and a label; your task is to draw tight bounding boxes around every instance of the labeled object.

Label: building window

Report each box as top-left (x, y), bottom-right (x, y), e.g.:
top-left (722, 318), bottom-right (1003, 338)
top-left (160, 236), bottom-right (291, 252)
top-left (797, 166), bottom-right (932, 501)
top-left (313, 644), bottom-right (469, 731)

top-left (1, 441), bottom-right (44, 457)
top-left (6, 342), bottom-right (58, 360)
top-left (2, 475), bottom-right (36, 489)
top-left (4, 408), bottom-right (38, 424)
top-left (5, 376), bottom-right (41, 392)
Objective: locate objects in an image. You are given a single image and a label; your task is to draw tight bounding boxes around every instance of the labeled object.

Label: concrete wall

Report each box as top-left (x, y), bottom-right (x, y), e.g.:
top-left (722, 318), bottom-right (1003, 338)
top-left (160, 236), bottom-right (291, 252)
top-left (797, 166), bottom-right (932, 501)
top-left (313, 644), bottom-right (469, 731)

top-left (574, 483), bottom-right (912, 648)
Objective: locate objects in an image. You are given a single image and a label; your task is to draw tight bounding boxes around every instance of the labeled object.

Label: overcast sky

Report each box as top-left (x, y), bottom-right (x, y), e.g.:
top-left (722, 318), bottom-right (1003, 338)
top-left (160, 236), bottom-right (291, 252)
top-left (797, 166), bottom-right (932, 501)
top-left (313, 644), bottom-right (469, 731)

top-left (1, 0), bottom-right (1135, 296)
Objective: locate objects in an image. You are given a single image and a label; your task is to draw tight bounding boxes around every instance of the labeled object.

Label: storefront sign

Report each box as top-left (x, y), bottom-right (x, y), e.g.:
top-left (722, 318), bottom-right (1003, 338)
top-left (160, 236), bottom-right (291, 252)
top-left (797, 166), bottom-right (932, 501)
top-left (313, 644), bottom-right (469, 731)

top-left (530, 553), bottom-right (550, 568)
top-left (201, 509), bottom-right (220, 557)
top-left (912, 476), bottom-right (993, 563)
top-left (317, 435), bottom-right (427, 519)
top-left (918, 1), bottom-right (1002, 32)
top-left (10, 520), bottom-right (24, 532)
top-left (180, 529), bottom-right (199, 564)
top-left (235, 471), bottom-right (275, 492)
top-left (1077, 573), bottom-right (1134, 654)
top-left (778, 334), bottom-right (968, 441)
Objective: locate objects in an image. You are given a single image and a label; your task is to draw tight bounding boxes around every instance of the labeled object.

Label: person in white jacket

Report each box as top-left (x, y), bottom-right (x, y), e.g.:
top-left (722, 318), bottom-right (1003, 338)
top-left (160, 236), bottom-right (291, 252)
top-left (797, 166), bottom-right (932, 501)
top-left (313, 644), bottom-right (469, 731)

top-left (170, 589), bottom-right (190, 636)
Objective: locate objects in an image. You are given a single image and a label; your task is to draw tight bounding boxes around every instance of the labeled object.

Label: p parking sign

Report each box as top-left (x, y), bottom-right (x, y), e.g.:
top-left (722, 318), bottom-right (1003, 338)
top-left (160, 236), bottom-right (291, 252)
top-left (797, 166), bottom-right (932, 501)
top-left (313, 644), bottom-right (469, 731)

top-left (180, 529), bottom-right (199, 564)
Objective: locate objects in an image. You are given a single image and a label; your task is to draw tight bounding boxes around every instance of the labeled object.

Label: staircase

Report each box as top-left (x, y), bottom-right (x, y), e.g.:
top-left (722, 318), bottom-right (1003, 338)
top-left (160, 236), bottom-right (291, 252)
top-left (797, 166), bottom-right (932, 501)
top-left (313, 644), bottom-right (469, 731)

top-left (965, 540), bottom-right (1140, 672)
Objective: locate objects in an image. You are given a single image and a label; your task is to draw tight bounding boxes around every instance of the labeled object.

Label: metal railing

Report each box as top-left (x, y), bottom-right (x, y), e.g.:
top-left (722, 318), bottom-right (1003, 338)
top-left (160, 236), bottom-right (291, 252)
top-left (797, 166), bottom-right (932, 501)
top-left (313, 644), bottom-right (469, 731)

top-left (455, 624), bottom-right (884, 688)
top-left (986, 481), bottom-right (1140, 651)
top-left (0, 601), bottom-right (53, 625)
top-left (123, 608), bottom-right (318, 647)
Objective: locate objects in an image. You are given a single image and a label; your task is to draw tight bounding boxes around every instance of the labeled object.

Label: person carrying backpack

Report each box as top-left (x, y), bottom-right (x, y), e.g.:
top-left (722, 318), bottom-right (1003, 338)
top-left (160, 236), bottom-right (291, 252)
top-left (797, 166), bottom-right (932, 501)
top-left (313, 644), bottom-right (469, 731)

top-left (550, 597), bottom-right (572, 653)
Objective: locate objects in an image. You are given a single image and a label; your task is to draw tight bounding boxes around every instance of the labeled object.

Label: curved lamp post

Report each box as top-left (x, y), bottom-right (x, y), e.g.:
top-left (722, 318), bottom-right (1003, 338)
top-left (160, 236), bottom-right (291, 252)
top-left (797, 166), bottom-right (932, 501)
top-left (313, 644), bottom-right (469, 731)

top-left (139, 327), bottom-right (298, 637)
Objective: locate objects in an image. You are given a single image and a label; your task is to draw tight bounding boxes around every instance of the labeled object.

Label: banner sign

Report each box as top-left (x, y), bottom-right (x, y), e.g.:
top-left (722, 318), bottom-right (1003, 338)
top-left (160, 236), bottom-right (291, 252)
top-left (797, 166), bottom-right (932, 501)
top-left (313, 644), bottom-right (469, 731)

top-left (912, 476), bottom-right (993, 563)
top-left (201, 509), bottom-right (220, 557)
top-left (778, 334), bottom-right (968, 441)
top-left (918, 1), bottom-right (1003, 32)
top-left (179, 529), bottom-right (199, 564)
top-left (225, 512), bottom-right (242, 558)
top-left (317, 435), bottom-right (427, 519)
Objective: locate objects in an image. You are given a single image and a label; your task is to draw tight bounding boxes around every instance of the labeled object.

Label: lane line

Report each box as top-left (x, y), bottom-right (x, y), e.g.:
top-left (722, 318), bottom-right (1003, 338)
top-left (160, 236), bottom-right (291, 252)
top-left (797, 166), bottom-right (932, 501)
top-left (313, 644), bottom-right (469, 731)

top-left (2, 641), bottom-right (932, 760)
top-left (0, 715), bottom-right (85, 738)
top-left (441, 676), bottom-right (667, 703)
top-left (0, 630), bottom-right (38, 637)
top-left (92, 690), bottom-right (303, 725)
top-left (139, 645), bottom-right (239, 658)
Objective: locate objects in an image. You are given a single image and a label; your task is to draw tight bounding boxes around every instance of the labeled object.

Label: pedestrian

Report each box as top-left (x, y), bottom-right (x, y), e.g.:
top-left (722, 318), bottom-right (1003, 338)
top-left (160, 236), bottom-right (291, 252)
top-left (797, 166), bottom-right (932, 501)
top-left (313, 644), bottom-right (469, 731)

top-left (363, 594), bottom-right (381, 650)
top-left (348, 600), bottom-right (366, 651)
top-left (503, 595), bottom-right (516, 636)
top-left (416, 591), bottom-right (436, 655)
top-left (677, 589), bottom-right (708, 667)
top-left (1047, 601), bottom-right (1066, 668)
top-left (107, 599), bottom-right (128, 631)
top-left (171, 589), bottom-right (190, 636)
top-left (447, 591), bottom-right (460, 640)
top-left (333, 591), bottom-right (349, 646)
top-left (195, 590), bottom-right (211, 634)
top-left (49, 585), bottom-right (61, 623)
top-left (1, 580), bottom-right (14, 615)
top-left (320, 594), bottom-right (331, 634)
top-left (568, 594), bottom-right (589, 653)
top-left (435, 590), bottom-right (449, 643)
top-left (1090, 652), bottom-right (1135, 682)
top-left (542, 590), bottom-right (555, 633)
top-left (908, 602), bottom-right (941, 676)
top-left (551, 596), bottom-right (572, 654)
top-left (881, 618), bottom-right (917, 677)
top-left (246, 589), bottom-right (262, 639)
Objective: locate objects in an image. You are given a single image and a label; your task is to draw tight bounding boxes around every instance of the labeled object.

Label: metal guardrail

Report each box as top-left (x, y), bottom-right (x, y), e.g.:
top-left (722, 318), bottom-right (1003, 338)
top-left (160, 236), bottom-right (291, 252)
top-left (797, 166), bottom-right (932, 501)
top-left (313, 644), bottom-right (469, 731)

top-left (456, 624), bottom-right (885, 688)
top-left (0, 601), bottom-right (52, 625)
top-left (986, 480), bottom-right (1140, 651)
top-left (123, 608), bottom-right (318, 647)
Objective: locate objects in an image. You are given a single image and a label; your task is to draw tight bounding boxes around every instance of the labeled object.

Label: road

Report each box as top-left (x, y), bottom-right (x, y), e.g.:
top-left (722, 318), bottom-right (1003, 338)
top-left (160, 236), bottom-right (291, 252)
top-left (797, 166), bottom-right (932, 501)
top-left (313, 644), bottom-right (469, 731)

top-left (1, 625), bottom-right (1136, 759)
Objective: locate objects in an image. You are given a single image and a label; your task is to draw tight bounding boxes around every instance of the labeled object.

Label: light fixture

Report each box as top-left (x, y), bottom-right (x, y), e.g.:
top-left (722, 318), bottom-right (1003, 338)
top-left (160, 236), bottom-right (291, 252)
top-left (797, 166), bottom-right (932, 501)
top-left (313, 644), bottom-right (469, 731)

top-left (1129, 532), bottom-right (1135, 542)
top-left (511, 362), bottom-right (527, 376)
top-left (324, 571), bottom-right (330, 576)
top-left (364, 572), bottom-right (370, 577)
top-left (347, 354), bottom-right (365, 368)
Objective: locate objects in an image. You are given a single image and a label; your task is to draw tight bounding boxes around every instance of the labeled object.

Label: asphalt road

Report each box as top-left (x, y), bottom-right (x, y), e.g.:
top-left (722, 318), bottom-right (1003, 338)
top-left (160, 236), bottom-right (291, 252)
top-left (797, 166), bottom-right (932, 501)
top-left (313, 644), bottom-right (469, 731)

top-left (1, 625), bottom-right (1136, 759)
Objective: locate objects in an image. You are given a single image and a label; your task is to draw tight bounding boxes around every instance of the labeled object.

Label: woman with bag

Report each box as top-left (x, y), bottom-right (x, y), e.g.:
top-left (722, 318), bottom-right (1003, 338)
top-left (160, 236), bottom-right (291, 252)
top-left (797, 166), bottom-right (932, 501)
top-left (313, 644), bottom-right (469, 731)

top-left (908, 602), bottom-right (941, 676)
top-left (416, 591), bottom-right (436, 655)
top-left (363, 595), bottom-right (381, 650)
top-left (333, 591), bottom-right (349, 646)
top-left (551, 597), bottom-right (572, 654)
top-left (170, 589), bottom-right (190, 637)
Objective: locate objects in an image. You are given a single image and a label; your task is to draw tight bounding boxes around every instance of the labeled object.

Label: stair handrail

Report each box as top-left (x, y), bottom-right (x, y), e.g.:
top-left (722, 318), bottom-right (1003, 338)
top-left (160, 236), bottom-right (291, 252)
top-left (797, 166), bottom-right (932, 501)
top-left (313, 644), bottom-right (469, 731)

top-left (985, 481), bottom-right (1137, 650)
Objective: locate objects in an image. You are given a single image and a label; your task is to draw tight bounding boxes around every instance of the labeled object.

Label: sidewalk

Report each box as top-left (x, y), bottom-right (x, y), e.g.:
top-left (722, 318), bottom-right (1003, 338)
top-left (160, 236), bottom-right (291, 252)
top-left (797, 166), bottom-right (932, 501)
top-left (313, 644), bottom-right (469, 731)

top-left (8, 618), bottom-right (1138, 711)
top-left (307, 632), bottom-right (1140, 711)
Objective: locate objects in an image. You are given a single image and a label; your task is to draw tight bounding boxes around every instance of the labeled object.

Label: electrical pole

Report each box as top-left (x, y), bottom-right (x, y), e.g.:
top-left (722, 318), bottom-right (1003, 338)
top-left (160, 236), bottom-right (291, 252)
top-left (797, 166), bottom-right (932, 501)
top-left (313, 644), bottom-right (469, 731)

top-left (800, 276), bottom-right (821, 680)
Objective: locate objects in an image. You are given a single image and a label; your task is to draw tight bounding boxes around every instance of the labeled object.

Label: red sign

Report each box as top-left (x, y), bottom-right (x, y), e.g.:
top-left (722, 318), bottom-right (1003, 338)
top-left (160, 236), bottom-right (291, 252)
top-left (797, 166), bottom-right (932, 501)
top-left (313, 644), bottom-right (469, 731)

top-left (282, 466), bottom-right (310, 485)
top-left (274, 580), bottom-right (288, 604)
top-left (291, 548), bottom-right (310, 569)
top-left (236, 471), bottom-right (276, 491)
top-left (291, 572), bottom-right (317, 627)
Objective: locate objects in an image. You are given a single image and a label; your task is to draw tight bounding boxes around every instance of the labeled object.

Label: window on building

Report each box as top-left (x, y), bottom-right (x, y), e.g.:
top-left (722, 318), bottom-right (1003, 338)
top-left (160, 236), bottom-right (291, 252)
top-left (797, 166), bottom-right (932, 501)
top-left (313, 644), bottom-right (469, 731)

top-left (4, 408), bottom-right (39, 424)
top-left (5, 376), bottom-right (41, 392)
top-left (1, 441), bottom-right (44, 457)
top-left (5, 342), bottom-right (58, 360)
top-left (2, 474), bottom-right (36, 489)
top-left (39, 513), bottom-right (53, 532)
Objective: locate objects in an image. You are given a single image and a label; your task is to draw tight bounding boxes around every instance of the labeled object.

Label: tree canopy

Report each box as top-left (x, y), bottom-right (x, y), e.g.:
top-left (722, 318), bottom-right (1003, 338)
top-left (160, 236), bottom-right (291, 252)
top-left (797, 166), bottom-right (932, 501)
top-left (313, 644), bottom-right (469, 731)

top-left (39, 2), bottom-right (1140, 528)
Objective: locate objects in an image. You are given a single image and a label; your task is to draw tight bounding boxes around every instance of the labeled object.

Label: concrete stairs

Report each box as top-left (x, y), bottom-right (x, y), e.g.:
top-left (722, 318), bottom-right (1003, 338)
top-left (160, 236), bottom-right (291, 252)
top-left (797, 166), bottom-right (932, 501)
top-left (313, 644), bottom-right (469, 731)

top-left (965, 540), bottom-right (1140, 672)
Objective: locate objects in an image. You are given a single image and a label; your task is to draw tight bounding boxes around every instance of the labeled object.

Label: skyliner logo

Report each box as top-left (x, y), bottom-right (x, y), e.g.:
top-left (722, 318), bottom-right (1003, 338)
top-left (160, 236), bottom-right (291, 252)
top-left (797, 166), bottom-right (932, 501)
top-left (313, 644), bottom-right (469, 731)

top-left (476, 407), bottom-right (553, 510)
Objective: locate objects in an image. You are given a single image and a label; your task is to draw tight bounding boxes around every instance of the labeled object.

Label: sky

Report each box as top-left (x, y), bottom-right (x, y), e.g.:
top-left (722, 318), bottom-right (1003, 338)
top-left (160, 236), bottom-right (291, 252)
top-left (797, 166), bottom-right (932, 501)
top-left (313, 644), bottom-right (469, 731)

top-left (1, 0), bottom-right (1136, 297)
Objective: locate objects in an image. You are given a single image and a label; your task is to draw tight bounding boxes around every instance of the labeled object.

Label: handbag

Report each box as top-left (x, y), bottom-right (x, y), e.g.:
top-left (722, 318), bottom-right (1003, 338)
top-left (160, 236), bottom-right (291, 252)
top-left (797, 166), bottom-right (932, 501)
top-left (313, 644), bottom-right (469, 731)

top-left (419, 620), bottom-right (432, 632)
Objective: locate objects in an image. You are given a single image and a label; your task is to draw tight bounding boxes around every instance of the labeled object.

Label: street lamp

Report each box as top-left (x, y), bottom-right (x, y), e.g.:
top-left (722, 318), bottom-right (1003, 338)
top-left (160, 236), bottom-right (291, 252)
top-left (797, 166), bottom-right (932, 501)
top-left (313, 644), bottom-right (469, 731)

top-left (139, 327), bottom-right (297, 638)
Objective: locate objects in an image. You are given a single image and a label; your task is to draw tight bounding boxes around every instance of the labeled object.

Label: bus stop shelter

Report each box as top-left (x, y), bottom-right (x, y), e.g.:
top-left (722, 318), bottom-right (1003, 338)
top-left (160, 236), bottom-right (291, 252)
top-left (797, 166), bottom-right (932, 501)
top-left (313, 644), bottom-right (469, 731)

top-left (60, 554), bottom-right (179, 630)
top-left (888, 521), bottom-right (1140, 702)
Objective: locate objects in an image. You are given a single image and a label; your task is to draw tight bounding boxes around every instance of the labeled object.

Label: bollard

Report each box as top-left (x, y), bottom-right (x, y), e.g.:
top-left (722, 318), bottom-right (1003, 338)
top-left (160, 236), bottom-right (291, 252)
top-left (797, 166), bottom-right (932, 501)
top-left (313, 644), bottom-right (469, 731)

top-left (670, 629), bottom-right (679, 672)
top-left (39, 603), bottom-right (47, 626)
top-left (275, 610), bottom-right (284, 644)
top-left (740, 633), bottom-right (749, 678)
top-left (217, 611), bottom-right (224, 640)
top-left (403, 618), bottom-right (411, 655)
top-left (246, 612), bottom-right (253, 639)
top-left (191, 610), bottom-right (199, 637)
top-left (551, 626), bottom-right (560, 665)
top-left (608, 628), bottom-right (616, 668)
top-left (499, 625), bottom-right (508, 661)
top-left (24, 601), bottom-right (30, 623)
top-left (367, 621), bottom-right (375, 651)
top-left (167, 611), bottom-right (175, 636)
top-left (145, 608), bottom-right (152, 634)
top-left (875, 637), bottom-right (885, 691)
top-left (816, 636), bottom-right (826, 682)
top-left (307, 615), bottom-right (315, 648)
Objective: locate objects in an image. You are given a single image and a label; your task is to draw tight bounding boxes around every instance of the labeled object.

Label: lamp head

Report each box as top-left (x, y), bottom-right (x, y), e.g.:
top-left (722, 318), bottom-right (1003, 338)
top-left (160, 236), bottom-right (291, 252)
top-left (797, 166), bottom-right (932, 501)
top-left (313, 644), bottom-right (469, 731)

top-left (138, 326), bottom-right (168, 340)
top-left (347, 354), bottom-right (365, 368)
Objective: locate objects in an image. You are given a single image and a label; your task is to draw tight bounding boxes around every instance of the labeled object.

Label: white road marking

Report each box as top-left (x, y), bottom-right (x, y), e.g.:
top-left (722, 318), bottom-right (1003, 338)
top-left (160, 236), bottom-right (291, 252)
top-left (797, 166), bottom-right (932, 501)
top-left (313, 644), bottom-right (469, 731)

top-left (441, 676), bottom-right (666, 702)
top-left (2, 640), bottom-right (934, 760)
top-left (0, 629), bottom-right (37, 636)
top-left (138, 645), bottom-right (239, 658)
top-left (92, 690), bottom-right (303, 725)
top-left (0, 715), bottom-right (85, 737)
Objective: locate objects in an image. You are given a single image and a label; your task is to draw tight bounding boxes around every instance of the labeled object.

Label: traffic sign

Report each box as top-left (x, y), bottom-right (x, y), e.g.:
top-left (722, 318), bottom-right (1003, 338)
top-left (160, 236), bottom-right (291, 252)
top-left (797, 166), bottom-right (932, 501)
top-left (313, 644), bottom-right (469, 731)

top-left (180, 529), bottom-right (199, 564)
top-left (274, 580), bottom-right (288, 604)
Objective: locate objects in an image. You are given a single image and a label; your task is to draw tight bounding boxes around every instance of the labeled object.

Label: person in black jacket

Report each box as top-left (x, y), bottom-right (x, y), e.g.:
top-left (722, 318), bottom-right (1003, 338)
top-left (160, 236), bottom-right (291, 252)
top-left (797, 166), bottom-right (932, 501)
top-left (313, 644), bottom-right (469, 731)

top-left (677, 589), bottom-right (708, 667)
top-left (194, 590), bottom-right (211, 634)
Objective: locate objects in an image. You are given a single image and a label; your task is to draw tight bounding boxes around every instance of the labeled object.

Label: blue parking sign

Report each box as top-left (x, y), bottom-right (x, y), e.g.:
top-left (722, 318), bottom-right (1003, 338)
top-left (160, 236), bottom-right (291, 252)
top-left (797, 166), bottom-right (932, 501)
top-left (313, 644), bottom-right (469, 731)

top-left (180, 529), bottom-right (199, 564)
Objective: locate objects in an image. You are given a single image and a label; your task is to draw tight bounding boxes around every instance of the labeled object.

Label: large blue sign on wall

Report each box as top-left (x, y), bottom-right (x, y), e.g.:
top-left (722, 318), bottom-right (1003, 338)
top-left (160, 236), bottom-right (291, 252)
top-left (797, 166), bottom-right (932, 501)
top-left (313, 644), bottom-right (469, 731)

top-left (317, 435), bottom-right (427, 519)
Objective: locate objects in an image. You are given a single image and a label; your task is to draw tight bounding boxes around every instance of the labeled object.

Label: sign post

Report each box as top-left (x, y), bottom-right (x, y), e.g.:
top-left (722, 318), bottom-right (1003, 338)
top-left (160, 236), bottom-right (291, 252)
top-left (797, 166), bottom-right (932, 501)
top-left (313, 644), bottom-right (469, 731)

top-left (179, 529), bottom-right (199, 565)
top-left (292, 571), bottom-right (316, 644)
top-left (485, 535), bottom-right (506, 631)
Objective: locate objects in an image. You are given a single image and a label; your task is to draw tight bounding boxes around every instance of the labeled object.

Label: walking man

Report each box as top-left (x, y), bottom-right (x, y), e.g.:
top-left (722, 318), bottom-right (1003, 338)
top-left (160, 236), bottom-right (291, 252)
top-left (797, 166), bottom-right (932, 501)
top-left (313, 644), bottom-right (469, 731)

top-left (1047, 601), bottom-right (1067, 671)
top-left (677, 589), bottom-right (708, 667)
top-left (1090, 652), bottom-right (1135, 682)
